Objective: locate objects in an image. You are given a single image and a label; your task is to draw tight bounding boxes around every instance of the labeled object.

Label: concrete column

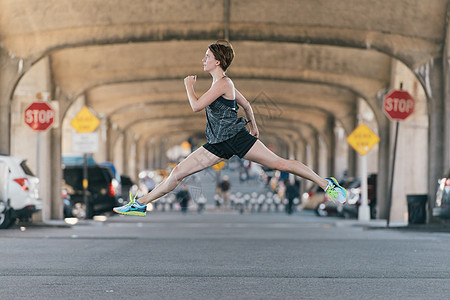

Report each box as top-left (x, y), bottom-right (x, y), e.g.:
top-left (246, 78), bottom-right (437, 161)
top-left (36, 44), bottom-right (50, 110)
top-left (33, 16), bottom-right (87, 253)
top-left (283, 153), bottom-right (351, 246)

top-left (49, 126), bottom-right (63, 220)
top-left (346, 108), bottom-right (358, 179)
top-left (146, 140), bottom-right (154, 170)
top-left (444, 18), bottom-right (450, 177)
top-left (0, 49), bottom-right (20, 155)
top-left (422, 58), bottom-right (445, 220)
top-left (144, 140), bottom-right (150, 170)
top-left (122, 133), bottom-right (137, 176)
top-left (113, 133), bottom-right (124, 176)
top-left (287, 134), bottom-right (297, 160)
top-left (95, 117), bottom-right (108, 163)
top-left (150, 137), bottom-right (159, 169)
top-left (297, 140), bottom-right (307, 198)
top-left (159, 137), bottom-right (168, 169)
top-left (375, 114), bottom-right (391, 220)
top-left (311, 134), bottom-right (320, 176)
top-left (122, 133), bottom-right (130, 176)
top-left (326, 115), bottom-right (336, 176)
top-left (106, 120), bottom-right (118, 162)
top-left (135, 138), bottom-right (142, 179)
top-left (130, 137), bottom-right (137, 177)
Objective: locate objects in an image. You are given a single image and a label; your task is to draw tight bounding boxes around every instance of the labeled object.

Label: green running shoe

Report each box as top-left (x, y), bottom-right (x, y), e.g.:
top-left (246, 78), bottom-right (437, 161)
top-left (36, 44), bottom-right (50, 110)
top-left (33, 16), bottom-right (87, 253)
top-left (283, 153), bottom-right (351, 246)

top-left (325, 177), bottom-right (348, 204)
top-left (113, 192), bottom-right (147, 216)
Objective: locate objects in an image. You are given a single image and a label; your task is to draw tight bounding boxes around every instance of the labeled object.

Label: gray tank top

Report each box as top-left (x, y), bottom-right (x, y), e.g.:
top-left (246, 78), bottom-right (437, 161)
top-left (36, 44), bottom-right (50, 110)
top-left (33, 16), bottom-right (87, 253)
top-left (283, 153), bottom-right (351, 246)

top-left (205, 96), bottom-right (247, 144)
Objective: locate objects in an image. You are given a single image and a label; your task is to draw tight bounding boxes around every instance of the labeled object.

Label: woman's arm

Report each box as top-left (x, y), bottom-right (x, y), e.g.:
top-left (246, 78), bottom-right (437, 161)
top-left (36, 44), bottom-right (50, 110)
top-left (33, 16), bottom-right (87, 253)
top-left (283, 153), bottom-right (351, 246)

top-left (235, 88), bottom-right (259, 138)
top-left (184, 76), bottom-right (232, 112)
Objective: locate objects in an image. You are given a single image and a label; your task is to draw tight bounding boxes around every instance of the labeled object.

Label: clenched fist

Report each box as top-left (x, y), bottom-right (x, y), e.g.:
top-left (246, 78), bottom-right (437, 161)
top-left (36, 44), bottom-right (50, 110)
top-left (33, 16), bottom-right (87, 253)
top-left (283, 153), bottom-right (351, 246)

top-left (184, 75), bottom-right (197, 86)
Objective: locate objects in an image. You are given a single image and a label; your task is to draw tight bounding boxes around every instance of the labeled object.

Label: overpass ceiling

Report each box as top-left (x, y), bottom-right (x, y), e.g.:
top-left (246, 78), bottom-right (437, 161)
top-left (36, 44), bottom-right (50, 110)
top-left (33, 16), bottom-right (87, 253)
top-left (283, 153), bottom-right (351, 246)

top-left (2, 0), bottom-right (448, 144)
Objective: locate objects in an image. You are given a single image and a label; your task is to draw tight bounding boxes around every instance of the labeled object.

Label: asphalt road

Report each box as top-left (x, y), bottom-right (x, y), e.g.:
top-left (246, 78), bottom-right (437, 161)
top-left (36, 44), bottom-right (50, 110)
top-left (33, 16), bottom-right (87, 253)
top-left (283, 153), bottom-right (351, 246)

top-left (1, 209), bottom-right (450, 300)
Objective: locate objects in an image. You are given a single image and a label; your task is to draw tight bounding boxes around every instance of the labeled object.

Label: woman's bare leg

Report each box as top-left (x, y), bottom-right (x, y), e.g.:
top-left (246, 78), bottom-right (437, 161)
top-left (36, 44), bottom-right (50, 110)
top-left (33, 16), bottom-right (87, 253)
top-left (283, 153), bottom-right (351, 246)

top-left (137, 147), bottom-right (224, 205)
top-left (243, 140), bottom-right (328, 190)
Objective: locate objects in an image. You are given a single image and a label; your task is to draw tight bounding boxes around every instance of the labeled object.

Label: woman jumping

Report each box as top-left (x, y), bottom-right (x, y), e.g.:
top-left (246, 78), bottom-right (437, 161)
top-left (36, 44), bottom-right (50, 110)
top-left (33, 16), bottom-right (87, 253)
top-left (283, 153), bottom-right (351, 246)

top-left (113, 40), bottom-right (347, 216)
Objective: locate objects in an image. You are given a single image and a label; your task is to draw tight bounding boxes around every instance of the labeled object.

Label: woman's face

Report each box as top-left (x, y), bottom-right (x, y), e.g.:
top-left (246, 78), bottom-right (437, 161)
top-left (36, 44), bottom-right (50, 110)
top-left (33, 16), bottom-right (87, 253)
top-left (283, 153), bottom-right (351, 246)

top-left (202, 49), bottom-right (219, 72)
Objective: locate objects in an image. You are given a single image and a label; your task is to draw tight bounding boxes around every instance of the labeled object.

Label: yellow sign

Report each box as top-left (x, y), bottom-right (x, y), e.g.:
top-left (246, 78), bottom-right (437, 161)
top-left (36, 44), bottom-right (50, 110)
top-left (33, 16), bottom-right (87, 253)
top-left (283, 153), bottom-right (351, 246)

top-left (70, 106), bottom-right (100, 133)
top-left (346, 124), bottom-right (380, 156)
top-left (212, 161), bottom-right (226, 171)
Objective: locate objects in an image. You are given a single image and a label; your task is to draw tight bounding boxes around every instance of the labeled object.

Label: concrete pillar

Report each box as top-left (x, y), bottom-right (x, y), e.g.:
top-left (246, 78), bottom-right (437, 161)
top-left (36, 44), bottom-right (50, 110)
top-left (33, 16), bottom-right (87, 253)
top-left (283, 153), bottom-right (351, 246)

top-left (135, 137), bottom-right (143, 179)
top-left (0, 49), bottom-right (20, 155)
top-left (345, 107), bottom-right (358, 179)
top-left (49, 126), bottom-right (63, 220)
top-left (151, 139), bottom-right (160, 170)
top-left (287, 134), bottom-right (297, 160)
top-left (113, 133), bottom-right (124, 176)
top-left (297, 140), bottom-right (307, 198)
top-left (159, 137), bottom-right (167, 169)
top-left (122, 133), bottom-right (137, 176)
top-left (420, 58), bottom-right (445, 221)
top-left (376, 114), bottom-right (391, 220)
top-left (96, 117), bottom-right (109, 163)
top-left (444, 18), bottom-right (450, 179)
top-left (144, 140), bottom-right (151, 170)
top-left (311, 134), bottom-right (320, 176)
top-left (106, 120), bottom-right (117, 162)
top-left (147, 139), bottom-right (155, 169)
top-left (326, 115), bottom-right (336, 176)
top-left (122, 133), bottom-right (129, 176)
top-left (317, 136), bottom-right (327, 178)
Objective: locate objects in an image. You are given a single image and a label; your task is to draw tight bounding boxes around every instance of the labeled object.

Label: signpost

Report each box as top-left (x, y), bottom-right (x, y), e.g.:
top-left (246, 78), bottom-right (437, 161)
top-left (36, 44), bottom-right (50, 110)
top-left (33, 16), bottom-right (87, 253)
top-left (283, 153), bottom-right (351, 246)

top-left (24, 102), bottom-right (55, 131)
top-left (383, 87), bottom-right (415, 227)
top-left (70, 106), bottom-right (101, 220)
top-left (383, 90), bottom-right (415, 121)
top-left (24, 100), bottom-right (56, 187)
top-left (347, 124), bottom-right (380, 222)
top-left (70, 106), bottom-right (100, 134)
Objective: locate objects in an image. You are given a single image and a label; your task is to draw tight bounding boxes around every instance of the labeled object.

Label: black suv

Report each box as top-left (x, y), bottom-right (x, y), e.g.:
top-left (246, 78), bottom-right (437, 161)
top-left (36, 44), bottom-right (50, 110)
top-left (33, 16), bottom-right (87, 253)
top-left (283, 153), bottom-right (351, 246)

top-left (63, 165), bottom-right (119, 218)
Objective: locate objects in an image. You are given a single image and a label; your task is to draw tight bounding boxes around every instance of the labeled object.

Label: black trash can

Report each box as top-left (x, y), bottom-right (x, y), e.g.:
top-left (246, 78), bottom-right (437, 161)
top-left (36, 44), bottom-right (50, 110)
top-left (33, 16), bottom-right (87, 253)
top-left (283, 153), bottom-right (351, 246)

top-left (406, 194), bottom-right (427, 224)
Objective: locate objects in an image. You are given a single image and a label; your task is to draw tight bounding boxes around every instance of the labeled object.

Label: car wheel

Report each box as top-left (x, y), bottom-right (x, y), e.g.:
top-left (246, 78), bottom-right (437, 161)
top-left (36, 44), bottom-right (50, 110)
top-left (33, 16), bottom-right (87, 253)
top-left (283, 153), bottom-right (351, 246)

top-left (71, 202), bottom-right (87, 219)
top-left (0, 208), bottom-right (12, 229)
top-left (315, 203), bottom-right (328, 217)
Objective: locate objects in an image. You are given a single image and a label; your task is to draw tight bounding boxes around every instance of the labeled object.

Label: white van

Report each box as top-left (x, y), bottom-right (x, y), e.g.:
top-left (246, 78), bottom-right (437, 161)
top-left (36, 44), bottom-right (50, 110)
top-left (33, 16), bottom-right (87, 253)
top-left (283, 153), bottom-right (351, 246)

top-left (0, 155), bottom-right (42, 228)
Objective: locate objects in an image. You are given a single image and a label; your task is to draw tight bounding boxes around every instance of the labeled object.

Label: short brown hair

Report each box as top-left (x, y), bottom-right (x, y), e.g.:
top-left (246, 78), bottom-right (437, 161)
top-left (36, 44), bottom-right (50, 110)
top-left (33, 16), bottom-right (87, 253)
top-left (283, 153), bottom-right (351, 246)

top-left (208, 40), bottom-right (235, 72)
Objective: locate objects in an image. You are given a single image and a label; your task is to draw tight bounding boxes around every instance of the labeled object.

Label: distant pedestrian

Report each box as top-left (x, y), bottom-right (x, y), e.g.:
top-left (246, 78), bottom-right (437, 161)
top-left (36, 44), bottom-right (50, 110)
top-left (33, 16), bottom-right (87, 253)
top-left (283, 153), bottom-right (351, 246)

top-left (284, 179), bottom-right (299, 215)
top-left (114, 40), bottom-right (347, 216)
top-left (142, 175), bottom-right (155, 193)
top-left (177, 184), bottom-right (191, 213)
top-left (220, 175), bottom-right (231, 207)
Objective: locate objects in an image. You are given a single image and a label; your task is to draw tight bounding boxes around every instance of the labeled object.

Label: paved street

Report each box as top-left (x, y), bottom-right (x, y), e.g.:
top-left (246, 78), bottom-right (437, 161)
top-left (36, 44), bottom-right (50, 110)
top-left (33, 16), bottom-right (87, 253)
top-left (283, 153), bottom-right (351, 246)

top-left (1, 208), bottom-right (450, 299)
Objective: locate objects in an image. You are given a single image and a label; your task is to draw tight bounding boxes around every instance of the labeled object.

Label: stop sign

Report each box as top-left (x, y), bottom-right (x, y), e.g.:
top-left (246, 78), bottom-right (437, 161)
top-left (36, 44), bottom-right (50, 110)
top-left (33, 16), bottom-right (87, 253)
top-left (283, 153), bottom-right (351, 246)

top-left (24, 102), bottom-right (55, 131)
top-left (384, 90), bottom-right (415, 121)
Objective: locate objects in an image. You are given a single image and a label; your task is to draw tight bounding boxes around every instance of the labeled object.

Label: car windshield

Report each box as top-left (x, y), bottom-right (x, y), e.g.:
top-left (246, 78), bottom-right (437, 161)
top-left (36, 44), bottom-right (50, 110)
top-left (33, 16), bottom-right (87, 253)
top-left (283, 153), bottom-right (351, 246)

top-left (64, 167), bottom-right (110, 190)
top-left (20, 160), bottom-right (35, 176)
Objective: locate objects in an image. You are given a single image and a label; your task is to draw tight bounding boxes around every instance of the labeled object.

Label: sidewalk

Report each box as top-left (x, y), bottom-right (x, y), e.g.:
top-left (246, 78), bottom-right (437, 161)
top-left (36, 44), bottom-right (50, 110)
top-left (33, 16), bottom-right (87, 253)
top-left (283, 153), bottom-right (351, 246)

top-left (335, 217), bottom-right (450, 233)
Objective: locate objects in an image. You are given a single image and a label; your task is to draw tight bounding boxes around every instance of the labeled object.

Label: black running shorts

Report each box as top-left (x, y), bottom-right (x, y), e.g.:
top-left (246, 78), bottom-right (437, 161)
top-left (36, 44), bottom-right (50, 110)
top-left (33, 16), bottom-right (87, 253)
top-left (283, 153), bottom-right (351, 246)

top-left (203, 129), bottom-right (258, 159)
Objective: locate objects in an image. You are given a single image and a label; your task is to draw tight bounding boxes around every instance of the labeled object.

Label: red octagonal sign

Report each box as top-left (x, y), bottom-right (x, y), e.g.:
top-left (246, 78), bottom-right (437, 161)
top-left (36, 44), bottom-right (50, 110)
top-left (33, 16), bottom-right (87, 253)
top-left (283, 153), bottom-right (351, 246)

top-left (384, 90), bottom-right (415, 121)
top-left (24, 102), bottom-right (55, 131)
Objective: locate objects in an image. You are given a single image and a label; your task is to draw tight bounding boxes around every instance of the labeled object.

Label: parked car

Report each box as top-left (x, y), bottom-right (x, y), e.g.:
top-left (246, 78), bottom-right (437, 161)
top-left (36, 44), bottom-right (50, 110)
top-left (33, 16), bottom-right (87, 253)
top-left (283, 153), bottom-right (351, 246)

top-left (0, 160), bottom-right (12, 229)
top-left (433, 169), bottom-right (450, 218)
top-left (316, 175), bottom-right (377, 219)
top-left (101, 161), bottom-right (122, 200)
top-left (0, 155), bottom-right (42, 228)
top-left (341, 174), bottom-right (377, 219)
top-left (301, 184), bottom-right (326, 210)
top-left (63, 165), bottom-right (120, 218)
